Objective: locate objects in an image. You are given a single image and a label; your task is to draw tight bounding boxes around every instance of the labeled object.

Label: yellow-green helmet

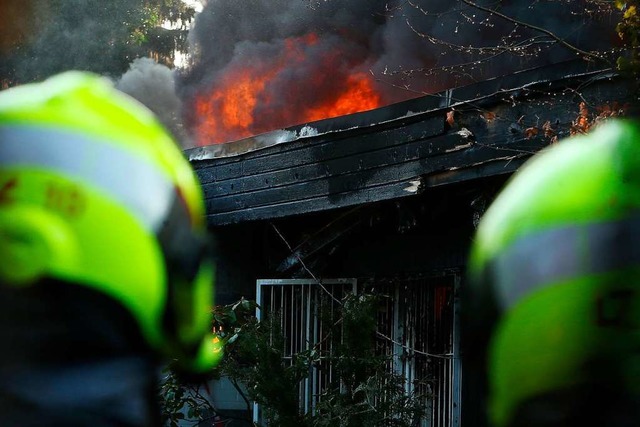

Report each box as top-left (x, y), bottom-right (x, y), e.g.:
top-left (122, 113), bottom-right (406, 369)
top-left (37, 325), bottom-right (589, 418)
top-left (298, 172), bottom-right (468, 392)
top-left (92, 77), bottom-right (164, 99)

top-left (0, 71), bottom-right (222, 372)
top-left (465, 119), bottom-right (640, 427)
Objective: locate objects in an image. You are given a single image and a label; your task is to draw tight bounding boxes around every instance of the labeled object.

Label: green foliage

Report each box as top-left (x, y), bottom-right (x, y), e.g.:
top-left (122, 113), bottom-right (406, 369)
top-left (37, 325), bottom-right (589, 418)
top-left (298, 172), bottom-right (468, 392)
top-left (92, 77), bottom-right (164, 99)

top-left (0, 0), bottom-right (195, 85)
top-left (214, 298), bottom-right (311, 426)
top-left (616, 1), bottom-right (640, 76)
top-left (310, 294), bottom-right (426, 427)
top-left (159, 367), bottom-right (217, 427)
top-left (158, 295), bottom-right (427, 427)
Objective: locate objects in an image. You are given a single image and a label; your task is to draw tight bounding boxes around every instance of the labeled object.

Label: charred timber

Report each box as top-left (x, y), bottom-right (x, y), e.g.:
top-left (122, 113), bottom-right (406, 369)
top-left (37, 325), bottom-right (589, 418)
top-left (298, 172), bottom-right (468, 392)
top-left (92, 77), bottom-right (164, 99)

top-left (187, 60), bottom-right (634, 226)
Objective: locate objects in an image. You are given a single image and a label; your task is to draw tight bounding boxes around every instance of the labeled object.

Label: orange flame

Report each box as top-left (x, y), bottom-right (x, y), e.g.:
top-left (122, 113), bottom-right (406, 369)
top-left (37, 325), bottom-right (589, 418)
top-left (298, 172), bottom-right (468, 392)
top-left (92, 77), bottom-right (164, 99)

top-left (304, 72), bottom-right (381, 122)
top-left (193, 33), bottom-right (382, 145)
top-left (194, 66), bottom-right (276, 144)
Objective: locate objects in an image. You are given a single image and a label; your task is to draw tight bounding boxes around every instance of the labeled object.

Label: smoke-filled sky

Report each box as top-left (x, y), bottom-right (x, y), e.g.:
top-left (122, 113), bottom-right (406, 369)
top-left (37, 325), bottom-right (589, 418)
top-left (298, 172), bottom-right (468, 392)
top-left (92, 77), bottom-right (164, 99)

top-left (183, 0), bottom-right (616, 95)
top-left (0, 0), bottom-right (620, 147)
top-left (176, 0), bottom-right (617, 145)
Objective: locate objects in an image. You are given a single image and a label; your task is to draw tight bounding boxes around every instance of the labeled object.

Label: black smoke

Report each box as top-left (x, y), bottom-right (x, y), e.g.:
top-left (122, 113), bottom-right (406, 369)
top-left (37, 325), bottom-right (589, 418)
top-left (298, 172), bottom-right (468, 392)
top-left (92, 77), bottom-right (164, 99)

top-left (0, 1), bottom-right (619, 147)
top-left (179, 0), bottom-right (619, 118)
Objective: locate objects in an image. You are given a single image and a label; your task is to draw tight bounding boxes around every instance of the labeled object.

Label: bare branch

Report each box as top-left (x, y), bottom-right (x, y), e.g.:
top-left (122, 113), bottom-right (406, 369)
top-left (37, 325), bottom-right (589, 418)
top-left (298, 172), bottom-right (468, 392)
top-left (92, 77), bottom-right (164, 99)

top-left (459, 0), bottom-right (608, 63)
top-left (375, 331), bottom-right (454, 359)
top-left (230, 378), bottom-right (253, 411)
top-left (270, 222), bottom-right (343, 305)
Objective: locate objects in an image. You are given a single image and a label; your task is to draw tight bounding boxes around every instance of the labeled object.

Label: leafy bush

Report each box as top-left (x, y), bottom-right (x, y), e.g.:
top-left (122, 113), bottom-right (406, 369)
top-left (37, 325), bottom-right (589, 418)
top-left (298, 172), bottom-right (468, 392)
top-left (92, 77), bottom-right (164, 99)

top-left (159, 295), bottom-right (427, 427)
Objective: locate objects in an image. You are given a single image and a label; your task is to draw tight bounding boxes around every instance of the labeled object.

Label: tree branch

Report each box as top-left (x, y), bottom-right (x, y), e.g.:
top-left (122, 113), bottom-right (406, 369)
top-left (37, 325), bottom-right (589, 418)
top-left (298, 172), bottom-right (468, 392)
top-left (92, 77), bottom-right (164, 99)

top-left (459, 0), bottom-right (607, 63)
top-left (230, 378), bottom-right (253, 411)
top-left (270, 222), bottom-right (343, 305)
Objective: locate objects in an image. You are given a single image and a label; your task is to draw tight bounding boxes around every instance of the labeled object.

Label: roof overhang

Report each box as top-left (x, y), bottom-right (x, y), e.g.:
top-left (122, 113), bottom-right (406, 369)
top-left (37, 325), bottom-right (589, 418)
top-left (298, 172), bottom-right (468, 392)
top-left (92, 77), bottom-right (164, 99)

top-left (188, 60), bottom-right (633, 226)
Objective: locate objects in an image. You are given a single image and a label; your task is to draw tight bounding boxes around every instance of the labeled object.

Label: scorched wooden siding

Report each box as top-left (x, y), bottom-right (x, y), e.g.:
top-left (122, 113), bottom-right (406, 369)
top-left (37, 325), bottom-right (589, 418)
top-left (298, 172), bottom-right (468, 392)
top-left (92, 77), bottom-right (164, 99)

top-left (188, 60), bottom-right (632, 226)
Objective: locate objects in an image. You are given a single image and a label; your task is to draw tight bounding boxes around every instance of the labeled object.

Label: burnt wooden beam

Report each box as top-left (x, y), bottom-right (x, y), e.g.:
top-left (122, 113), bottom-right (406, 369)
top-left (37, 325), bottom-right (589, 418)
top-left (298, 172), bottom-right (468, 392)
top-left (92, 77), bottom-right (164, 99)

top-left (275, 207), bottom-right (366, 273)
top-left (199, 115), bottom-right (444, 195)
top-left (189, 61), bottom-right (633, 226)
top-left (207, 177), bottom-right (426, 225)
top-left (203, 135), bottom-right (547, 217)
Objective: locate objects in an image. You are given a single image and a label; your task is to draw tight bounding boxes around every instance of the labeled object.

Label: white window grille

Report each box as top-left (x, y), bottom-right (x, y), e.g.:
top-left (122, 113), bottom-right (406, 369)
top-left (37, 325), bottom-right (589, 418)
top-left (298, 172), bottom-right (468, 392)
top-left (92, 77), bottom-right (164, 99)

top-left (254, 275), bottom-right (461, 427)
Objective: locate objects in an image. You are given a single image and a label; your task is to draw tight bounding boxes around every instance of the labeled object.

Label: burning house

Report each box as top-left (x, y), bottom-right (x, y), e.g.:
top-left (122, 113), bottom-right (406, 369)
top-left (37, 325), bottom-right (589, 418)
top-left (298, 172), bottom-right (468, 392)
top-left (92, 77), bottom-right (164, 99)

top-left (176, 1), bottom-right (632, 426)
top-left (186, 58), bottom-right (633, 426)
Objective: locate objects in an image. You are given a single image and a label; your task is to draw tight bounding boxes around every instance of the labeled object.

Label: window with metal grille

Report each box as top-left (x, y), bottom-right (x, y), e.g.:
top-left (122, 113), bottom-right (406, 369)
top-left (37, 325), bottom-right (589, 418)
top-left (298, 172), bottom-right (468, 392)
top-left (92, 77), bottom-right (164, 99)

top-left (255, 275), bottom-right (461, 427)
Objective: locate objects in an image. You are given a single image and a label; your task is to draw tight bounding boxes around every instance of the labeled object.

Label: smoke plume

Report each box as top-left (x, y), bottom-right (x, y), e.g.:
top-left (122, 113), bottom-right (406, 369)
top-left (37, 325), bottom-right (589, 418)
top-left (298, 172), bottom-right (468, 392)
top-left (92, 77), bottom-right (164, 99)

top-left (0, 1), bottom-right (617, 147)
top-left (116, 58), bottom-right (192, 147)
top-left (179, 0), bottom-right (617, 145)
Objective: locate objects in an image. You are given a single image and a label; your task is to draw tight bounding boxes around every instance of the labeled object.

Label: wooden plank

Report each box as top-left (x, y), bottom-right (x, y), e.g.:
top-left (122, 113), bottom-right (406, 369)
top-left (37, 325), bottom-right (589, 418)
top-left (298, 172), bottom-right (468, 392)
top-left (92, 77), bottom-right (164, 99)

top-left (205, 136), bottom-right (547, 215)
top-left (204, 153), bottom-right (531, 226)
top-left (195, 115), bottom-right (444, 184)
top-left (206, 178), bottom-right (423, 225)
top-left (454, 73), bottom-right (632, 145)
top-left (276, 207), bottom-right (366, 273)
top-left (449, 60), bottom-right (607, 106)
top-left (201, 131), bottom-right (470, 198)
top-left (423, 157), bottom-right (528, 187)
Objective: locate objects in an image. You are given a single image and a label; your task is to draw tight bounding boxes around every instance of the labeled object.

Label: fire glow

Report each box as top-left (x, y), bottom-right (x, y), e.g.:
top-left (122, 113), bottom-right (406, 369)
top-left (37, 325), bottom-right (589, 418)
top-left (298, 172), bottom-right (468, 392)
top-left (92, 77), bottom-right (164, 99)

top-left (193, 33), bottom-right (382, 145)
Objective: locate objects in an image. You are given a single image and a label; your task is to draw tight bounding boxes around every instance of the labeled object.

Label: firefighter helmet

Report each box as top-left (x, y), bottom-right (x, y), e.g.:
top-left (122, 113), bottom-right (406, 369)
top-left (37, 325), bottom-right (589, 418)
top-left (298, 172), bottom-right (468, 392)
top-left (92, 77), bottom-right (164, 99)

top-left (465, 119), bottom-right (640, 426)
top-left (0, 71), bottom-right (221, 372)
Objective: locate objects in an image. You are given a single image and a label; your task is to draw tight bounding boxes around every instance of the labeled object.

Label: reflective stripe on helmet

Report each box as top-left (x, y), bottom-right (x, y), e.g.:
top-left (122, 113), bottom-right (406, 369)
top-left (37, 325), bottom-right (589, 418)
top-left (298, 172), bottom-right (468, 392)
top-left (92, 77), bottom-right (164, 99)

top-left (0, 125), bottom-right (174, 232)
top-left (488, 215), bottom-right (640, 310)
